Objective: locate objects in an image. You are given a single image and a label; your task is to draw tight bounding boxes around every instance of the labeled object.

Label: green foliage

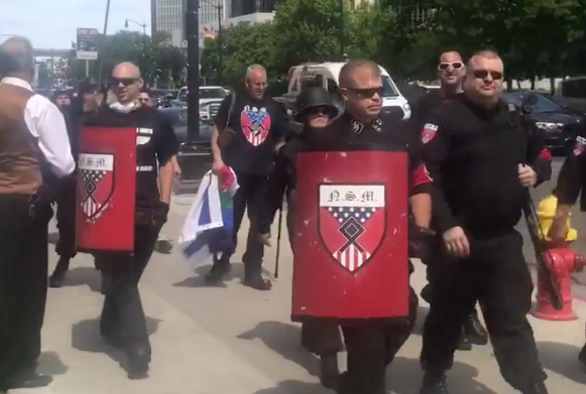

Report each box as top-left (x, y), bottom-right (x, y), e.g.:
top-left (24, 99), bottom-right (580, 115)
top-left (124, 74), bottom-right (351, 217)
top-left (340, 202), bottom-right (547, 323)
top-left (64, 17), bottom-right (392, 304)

top-left (198, 0), bottom-right (586, 89)
top-left (65, 30), bottom-right (186, 86)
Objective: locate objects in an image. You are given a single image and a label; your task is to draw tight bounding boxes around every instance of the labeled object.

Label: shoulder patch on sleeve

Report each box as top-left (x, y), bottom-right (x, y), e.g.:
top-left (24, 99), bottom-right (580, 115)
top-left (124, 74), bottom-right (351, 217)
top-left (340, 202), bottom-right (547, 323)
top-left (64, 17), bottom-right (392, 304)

top-left (573, 136), bottom-right (586, 156)
top-left (421, 123), bottom-right (439, 144)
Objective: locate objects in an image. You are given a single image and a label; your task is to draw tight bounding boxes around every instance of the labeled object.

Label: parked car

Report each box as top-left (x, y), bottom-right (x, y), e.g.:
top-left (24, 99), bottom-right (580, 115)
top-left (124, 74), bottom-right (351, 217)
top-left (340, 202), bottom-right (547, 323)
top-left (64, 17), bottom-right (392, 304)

top-left (158, 107), bottom-right (214, 184)
top-left (501, 91), bottom-right (586, 154)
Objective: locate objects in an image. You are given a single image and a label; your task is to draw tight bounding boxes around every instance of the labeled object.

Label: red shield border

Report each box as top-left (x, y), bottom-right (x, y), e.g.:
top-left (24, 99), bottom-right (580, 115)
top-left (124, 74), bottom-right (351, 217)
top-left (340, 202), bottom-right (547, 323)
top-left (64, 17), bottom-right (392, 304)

top-left (317, 183), bottom-right (386, 273)
top-left (78, 152), bottom-right (115, 221)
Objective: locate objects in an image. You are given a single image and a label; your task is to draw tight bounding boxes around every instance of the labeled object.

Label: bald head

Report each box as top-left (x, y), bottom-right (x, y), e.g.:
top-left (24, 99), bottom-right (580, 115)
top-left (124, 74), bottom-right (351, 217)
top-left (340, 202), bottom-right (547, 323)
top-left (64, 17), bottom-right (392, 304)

top-left (339, 59), bottom-right (380, 88)
top-left (467, 50), bottom-right (501, 69)
top-left (0, 36), bottom-right (34, 78)
top-left (112, 62), bottom-right (141, 79)
top-left (110, 62), bottom-right (142, 105)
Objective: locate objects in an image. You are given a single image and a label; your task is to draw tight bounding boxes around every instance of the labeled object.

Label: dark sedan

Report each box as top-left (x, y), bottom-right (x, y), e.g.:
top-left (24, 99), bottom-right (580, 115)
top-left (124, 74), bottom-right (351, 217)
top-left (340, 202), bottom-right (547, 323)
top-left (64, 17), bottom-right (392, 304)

top-left (501, 92), bottom-right (586, 154)
top-left (158, 107), bottom-right (214, 185)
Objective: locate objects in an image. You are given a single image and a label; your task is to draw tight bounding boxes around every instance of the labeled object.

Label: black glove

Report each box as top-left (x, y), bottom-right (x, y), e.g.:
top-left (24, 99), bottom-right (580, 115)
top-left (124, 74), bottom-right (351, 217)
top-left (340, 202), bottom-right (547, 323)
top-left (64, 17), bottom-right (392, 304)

top-left (154, 201), bottom-right (170, 227)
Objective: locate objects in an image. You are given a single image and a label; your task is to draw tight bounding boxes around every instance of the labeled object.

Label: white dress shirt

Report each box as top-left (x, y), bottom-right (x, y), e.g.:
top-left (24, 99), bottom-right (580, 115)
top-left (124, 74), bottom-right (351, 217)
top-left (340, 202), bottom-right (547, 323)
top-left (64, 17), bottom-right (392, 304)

top-left (0, 77), bottom-right (75, 177)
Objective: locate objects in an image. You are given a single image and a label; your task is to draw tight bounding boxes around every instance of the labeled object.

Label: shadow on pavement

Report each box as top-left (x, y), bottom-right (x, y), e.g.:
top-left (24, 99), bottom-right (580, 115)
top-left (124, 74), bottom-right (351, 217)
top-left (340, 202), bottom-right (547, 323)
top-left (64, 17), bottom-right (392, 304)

top-left (252, 380), bottom-right (329, 394)
top-left (537, 341), bottom-right (586, 384)
top-left (237, 321), bottom-right (320, 377)
top-left (173, 262), bottom-right (272, 288)
top-left (389, 356), bottom-right (498, 394)
top-left (36, 351), bottom-right (68, 377)
top-left (57, 266), bottom-right (102, 293)
top-left (70, 316), bottom-right (162, 372)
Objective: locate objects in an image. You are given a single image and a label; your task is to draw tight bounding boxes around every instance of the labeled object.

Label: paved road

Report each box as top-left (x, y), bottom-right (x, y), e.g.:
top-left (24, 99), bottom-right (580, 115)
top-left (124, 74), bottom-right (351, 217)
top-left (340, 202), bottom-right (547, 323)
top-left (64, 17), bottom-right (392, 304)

top-left (29, 196), bottom-right (586, 394)
top-left (521, 157), bottom-right (586, 298)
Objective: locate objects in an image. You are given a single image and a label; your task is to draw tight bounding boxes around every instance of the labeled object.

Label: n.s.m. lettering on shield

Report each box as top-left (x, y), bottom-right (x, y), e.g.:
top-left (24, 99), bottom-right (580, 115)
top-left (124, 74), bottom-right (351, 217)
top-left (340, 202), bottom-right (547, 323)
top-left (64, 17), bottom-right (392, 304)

top-left (318, 184), bottom-right (385, 273)
top-left (78, 153), bottom-right (115, 221)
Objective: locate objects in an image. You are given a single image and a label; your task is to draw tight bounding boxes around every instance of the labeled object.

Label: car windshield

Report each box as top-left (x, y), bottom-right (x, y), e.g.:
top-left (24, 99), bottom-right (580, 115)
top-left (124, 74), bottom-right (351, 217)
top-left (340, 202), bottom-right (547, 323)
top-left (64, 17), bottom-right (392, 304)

top-left (200, 88), bottom-right (227, 99)
top-left (501, 92), bottom-right (562, 113)
top-left (381, 75), bottom-right (399, 98)
top-left (177, 87), bottom-right (227, 101)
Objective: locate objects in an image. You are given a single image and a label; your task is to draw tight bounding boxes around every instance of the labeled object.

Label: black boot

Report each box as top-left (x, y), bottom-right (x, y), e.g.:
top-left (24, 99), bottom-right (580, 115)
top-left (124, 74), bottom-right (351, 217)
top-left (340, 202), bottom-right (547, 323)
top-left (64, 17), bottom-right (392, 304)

top-left (0, 366), bottom-right (52, 390)
top-left (204, 255), bottom-right (231, 286)
top-left (462, 310), bottom-right (488, 346)
top-left (579, 343), bottom-right (586, 366)
top-left (319, 352), bottom-right (340, 389)
top-left (48, 257), bottom-right (70, 288)
top-left (126, 343), bottom-right (151, 379)
top-left (420, 371), bottom-right (450, 394)
top-left (521, 382), bottom-right (549, 394)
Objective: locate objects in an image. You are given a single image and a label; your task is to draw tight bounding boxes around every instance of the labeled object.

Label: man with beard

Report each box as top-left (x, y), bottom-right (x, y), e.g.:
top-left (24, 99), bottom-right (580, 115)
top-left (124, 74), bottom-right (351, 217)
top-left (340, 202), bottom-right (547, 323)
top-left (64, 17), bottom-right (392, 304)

top-left (412, 51), bottom-right (488, 350)
top-left (87, 62), bottom-right (178, 377)
top-left (418, 50), bottom-right (551, 394)
top-left (206, 64), bottom-right (289, 290)
top-left (0, 36), bottom-right (75, 389)
top-left (258, 86), bottom-right (344, 389)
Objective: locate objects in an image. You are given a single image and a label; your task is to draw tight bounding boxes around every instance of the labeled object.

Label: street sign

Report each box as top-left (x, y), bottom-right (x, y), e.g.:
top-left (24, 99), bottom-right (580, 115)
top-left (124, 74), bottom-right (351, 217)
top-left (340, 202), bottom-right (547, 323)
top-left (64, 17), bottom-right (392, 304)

top-left (76, 28), bottom-right (99, 60)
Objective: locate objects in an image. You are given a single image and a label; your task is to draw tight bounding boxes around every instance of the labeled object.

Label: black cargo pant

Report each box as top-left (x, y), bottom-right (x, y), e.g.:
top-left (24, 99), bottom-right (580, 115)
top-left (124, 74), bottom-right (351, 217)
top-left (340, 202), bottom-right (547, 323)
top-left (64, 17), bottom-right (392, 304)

top-left (55, 177), bottom-right (76, 258)
top-left (421, 230), bottom-right (546, 391)
top-left (0, 194), bottom-right (51, 378)
top-left (96, 223), bottom-right (162, 350)
top-left (340, 286), bottom-right (419, 394)
top-left (225, 172), bottom-right (268, 278)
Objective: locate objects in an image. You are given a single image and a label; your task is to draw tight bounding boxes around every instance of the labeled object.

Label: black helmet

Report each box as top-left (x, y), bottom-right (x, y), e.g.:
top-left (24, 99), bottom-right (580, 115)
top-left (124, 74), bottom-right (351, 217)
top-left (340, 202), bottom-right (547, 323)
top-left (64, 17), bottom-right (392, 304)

top-left (295, 87), bottom-right (338, 121)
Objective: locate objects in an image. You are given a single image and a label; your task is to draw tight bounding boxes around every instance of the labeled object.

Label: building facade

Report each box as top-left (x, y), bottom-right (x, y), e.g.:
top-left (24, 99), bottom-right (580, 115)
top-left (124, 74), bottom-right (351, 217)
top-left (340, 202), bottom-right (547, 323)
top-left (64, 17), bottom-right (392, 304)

top-left (151, 0), bottom-right (184, 46)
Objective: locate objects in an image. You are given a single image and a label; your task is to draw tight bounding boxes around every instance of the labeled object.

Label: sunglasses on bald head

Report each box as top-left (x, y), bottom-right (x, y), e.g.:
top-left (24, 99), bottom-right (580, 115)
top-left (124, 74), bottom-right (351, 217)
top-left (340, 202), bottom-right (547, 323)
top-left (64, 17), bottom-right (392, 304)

top-left (346, 87), bottom-right (383, 99)
top-left (472, 70), bottom-right (503, 81)
top-left (111, 77), bottom-right (138, 87)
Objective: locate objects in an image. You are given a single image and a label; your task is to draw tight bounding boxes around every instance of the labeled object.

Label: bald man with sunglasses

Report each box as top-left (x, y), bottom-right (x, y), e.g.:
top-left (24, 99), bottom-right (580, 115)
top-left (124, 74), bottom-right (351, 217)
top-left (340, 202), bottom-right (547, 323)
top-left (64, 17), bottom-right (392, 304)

top-left (418, 50), bottom-right (552, 394)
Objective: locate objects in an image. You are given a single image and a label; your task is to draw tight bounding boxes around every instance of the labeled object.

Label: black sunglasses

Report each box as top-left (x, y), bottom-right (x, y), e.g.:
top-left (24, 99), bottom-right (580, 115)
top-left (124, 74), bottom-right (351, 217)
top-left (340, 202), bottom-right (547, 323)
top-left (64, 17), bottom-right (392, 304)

top-left (306, 106), bottom-right (332, 115)
top-left (473, 70), bottom-right (503, 81)
top-left (111, 77), bottom-right (138, 87)
top-left (346, 87), bottom-right (383, 99)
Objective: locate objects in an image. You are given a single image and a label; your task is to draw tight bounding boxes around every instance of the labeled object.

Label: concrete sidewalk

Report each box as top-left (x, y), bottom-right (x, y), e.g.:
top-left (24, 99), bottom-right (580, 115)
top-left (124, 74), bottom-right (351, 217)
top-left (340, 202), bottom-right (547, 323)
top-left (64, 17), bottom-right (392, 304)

top-left (12, 200), bottom-right (586, 393)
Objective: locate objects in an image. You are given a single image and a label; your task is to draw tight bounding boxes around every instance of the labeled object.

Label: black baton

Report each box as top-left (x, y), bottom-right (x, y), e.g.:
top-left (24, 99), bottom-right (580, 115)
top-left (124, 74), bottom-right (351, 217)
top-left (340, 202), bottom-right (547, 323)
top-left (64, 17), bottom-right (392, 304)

top-left (274, 204), bottom-right (283, 279)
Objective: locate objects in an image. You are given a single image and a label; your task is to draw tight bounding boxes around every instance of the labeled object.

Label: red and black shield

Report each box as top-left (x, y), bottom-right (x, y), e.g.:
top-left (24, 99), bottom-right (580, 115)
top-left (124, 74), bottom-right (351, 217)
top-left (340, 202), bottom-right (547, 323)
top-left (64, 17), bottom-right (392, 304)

top-left (78, 153), bottom-right (115, 221)
top-left (318, 184), bottom-right (386, 273)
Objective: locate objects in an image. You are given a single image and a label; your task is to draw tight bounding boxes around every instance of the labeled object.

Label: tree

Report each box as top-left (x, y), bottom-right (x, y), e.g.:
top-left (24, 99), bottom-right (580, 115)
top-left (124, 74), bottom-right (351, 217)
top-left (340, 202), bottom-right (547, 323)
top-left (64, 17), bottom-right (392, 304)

top-left (65, 31), bottom-right (186, 86)
top-left (201, 22), bottom-right (277, 89)
top-left (346, 2), bottom-right (391, 60)
top-left (271, 0), bottom-right (347, 74)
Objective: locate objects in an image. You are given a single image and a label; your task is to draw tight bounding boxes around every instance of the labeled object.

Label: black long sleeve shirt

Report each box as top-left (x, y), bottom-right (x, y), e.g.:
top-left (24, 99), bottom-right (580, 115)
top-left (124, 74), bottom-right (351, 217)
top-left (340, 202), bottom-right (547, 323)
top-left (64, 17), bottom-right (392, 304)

top-left (421, 96), bottom-right (552, 236)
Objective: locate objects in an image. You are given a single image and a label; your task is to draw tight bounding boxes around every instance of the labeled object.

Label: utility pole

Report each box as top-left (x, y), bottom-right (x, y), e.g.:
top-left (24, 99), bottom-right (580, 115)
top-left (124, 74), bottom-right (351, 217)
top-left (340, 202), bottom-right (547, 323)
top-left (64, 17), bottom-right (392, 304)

top-left (97, 0), bottom-right (111, 88)
top-left (339, 0), bottom-right (345, 57)
top-left (217, 3), bottom-right (223, 83)
top-left (185, 0), bottom-right (201, 141)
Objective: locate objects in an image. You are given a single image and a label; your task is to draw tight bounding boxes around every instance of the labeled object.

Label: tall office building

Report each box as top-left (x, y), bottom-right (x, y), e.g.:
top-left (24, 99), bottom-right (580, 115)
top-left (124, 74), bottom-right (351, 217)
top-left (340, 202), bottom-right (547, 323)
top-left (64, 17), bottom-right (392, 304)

top-left (151, 0), bottom-right (184, 46)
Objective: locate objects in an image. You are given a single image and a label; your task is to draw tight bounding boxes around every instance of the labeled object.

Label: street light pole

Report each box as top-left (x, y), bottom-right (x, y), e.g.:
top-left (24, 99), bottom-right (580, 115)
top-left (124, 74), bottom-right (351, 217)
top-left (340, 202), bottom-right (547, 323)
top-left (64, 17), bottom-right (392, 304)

top-left (185, 0), bottom-right (201, 142)
top-left (339, 0), bottom-right (345, 57)
top-left (97, 0), bottom-right (112, 87)
top-left (217, 3), bottom-right (223, 84)
top-left (125, 19), bottom-right (149, 82)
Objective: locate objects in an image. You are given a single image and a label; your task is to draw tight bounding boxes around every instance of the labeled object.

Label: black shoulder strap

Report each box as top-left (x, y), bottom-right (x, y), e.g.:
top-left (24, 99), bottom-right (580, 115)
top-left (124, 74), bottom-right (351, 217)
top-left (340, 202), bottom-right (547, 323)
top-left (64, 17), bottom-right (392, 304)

top-left (225, 93), bottom-right (236, 129)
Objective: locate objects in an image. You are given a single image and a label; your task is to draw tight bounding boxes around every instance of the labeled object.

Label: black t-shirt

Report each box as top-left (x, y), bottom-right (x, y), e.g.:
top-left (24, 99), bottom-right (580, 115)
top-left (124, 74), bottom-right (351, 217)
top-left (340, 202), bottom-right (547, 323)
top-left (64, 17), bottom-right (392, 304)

top-left (87, 106), bottom-right (179, 209)
top-left (214, 92), bottom-right (287, 175)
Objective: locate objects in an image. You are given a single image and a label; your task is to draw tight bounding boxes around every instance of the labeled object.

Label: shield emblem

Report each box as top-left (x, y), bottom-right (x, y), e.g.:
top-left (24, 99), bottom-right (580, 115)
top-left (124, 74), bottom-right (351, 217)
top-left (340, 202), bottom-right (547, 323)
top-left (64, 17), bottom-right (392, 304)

top-left (574, 136), bottom-right (586, 157)
top-left (318, 184), bottom-right (386, 272)
top-left (78, 153), bottom-right (115, 220)
top-left (421, 123), bottom-right (438, 144)
top-left (240, 105), bottom-right (271, 146)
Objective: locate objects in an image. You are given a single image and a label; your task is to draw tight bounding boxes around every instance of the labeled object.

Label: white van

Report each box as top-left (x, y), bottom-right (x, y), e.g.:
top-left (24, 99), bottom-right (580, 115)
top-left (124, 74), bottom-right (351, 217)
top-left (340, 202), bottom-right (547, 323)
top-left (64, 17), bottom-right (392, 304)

top-left (287, 62), bottom-right (411, 120)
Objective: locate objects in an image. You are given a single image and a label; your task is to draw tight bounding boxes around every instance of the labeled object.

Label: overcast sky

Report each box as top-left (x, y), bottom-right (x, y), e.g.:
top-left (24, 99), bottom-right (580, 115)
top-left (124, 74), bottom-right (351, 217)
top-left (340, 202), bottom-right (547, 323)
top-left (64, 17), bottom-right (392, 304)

top-left (0, 0), bottom-right (151, 49)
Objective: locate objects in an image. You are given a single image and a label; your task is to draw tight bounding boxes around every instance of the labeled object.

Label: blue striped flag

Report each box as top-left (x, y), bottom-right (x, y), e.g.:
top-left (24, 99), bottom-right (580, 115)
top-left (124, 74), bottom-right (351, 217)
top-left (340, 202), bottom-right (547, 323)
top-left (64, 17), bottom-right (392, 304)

top-left (178, 169), bottom-right (239, 267)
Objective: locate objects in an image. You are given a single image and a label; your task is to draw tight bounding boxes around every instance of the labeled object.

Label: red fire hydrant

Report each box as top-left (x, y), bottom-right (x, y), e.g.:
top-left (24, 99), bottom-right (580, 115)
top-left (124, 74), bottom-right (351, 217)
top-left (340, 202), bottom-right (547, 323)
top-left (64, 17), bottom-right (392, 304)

top-left (532, 195), bottom-right (586, 320)
top-left (532, 241), bottom-right (586, 320)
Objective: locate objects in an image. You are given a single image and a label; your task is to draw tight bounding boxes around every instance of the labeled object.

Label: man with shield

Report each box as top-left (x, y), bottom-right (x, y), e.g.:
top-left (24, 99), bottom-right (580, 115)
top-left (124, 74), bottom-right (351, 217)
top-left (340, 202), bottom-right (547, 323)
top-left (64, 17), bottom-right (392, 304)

top-left (289, 59), bottom-right (434, 394)
top-left (80, 62), bottom-right (178, 378)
